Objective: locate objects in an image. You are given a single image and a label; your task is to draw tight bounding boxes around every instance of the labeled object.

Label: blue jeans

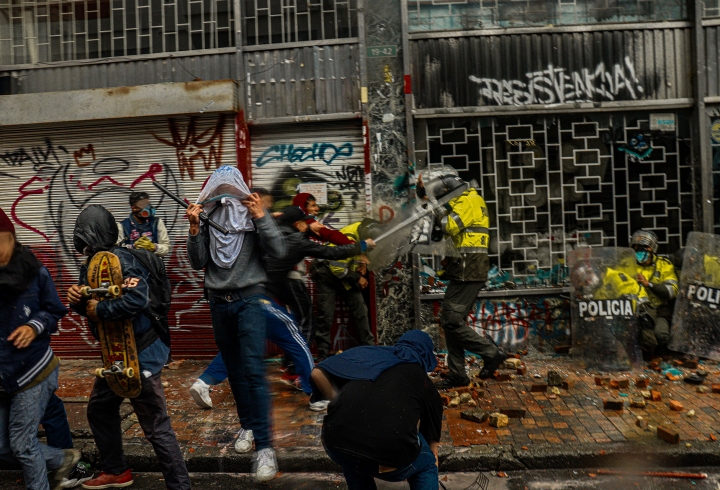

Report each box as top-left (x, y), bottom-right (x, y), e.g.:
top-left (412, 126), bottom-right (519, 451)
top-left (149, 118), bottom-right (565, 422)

top-left (209, 293), bottom-right (272, 450)
top-left (201, 296), bottom-right (314, 394)
top-left (0, 366), bottom-right (66, 490)
top-left (323, 433), bottom-right (438, 490)
top-left (41, 393), bottom-right (73, 450)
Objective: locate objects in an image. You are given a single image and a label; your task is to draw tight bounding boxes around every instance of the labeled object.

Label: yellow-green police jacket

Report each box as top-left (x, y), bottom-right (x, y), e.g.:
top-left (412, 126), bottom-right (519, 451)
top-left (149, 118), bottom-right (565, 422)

top-left (635, 256), bottom-right (678, 314)
top-left (441, 188), bottom-right (491, 282)
top-left (327, 222), bottom-right (362, 290)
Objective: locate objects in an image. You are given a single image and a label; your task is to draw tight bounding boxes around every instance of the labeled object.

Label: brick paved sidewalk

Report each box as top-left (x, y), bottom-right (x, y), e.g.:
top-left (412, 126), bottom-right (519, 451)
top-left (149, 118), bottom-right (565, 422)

top-left (53, 357), bottom-right (720, 452)
top-left (42, 354), bottom-right (720, 472)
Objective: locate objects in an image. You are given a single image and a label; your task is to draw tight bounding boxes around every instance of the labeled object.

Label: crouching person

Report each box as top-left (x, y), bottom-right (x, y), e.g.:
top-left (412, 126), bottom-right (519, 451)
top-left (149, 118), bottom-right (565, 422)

top-left (67, 205), bottom-right (190, 490)
top-left (318, 331), bottom-right (442, 490)
top-left (0, 208), bottom-right (80, 490)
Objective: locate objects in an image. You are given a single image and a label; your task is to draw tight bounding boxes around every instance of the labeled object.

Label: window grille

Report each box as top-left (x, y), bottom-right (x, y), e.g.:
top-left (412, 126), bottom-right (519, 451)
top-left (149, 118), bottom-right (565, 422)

top-left (705, 0), bottom-right (720, 18)
top-left (0, 0), bottom-right (234, 66)
top-left (242, 0), bottom-right (358, 46)
top-left (407, 0), bottom-right (687, 32)
top-left (415, 113), bottom-right (693, 283)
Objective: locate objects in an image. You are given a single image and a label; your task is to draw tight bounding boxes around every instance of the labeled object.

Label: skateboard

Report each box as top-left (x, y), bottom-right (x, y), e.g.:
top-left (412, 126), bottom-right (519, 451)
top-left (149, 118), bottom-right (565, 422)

top-left (84, 251), bottom-right (142, 398)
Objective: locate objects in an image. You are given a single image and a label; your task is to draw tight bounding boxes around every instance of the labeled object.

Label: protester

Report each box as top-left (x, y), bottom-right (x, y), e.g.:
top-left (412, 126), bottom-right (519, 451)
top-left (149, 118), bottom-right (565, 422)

top-left (418, 169), bottom-right (506, 389)
top-left (118, 191), bottom-right (171, 258)
top-left (311, 219), bottom-right (380, 361)
top-left (292, 192), bottom-right (353, 245)
top-left (118, 191), bottom-right (173, 363)
top-left (68, 205), bottom-right (190, 490)
top-left (632, 229), bottom-right (679, 356)
top-left (0, 208), bottom-right (80, 490)
top-left (189, 206), bottom-right (374, 412)
top-left (316, 331), bottom-right (442, 490)
top-left (186, 165), bottom-right (286, 481)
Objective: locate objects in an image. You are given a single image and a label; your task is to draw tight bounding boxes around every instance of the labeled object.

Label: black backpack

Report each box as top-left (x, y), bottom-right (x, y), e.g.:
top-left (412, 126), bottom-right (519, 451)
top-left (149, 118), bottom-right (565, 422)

top-left (114, 247), bottom-right (171, 336)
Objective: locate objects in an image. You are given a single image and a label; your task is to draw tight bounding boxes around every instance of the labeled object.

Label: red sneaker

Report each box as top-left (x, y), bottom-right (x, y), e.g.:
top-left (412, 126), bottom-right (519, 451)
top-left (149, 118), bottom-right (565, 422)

top-left (81, 469), bottom-right (134, 489)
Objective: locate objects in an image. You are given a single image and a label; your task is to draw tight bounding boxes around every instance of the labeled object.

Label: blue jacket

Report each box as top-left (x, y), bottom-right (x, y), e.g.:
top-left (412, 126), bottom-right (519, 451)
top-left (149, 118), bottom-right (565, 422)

top-left (0, 266), bottom-right (68, 395)
top-left (71, 247), bottom-right (168, 375)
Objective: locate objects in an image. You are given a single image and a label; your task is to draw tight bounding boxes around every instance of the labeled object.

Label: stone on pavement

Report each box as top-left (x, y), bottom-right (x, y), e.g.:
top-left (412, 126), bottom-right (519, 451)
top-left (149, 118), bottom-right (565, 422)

top-left (657, 426), bottom-right (680, 444)
top-left (489, 413), bottom-right (509, 428)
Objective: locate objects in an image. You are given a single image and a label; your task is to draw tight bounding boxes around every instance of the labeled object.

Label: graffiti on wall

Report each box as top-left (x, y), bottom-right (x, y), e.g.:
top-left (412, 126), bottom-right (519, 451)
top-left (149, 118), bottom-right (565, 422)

top-left (469, 56), bottom-right (643, 106)
top-left (427, 296), bottom-right (570, 352)
top-left (0, 115), bottom-right (229, 353)
top-left (255, 142), bottom-right (354, 167)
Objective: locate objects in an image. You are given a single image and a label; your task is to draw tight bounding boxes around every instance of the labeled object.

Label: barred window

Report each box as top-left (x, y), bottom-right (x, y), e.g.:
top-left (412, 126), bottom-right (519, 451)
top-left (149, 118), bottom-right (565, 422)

top-left (243, 0), bottom-right (358, 46)
top-left (706, 0), bottom-right (720, 18)
top-left (408, 0), bottom-right (687, 32)
top-left (0, 0), bottom-right (234, 66)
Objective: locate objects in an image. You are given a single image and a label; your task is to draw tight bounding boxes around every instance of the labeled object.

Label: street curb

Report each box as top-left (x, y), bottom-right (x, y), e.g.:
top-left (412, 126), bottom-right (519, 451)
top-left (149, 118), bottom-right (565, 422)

top-left (9, 439), bottom-right (715, 473)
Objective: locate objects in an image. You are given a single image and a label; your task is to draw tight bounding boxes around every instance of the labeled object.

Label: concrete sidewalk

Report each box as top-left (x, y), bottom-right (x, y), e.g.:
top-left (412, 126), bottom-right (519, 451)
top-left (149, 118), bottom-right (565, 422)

top-left (20, 355), bottom-right (720, 473)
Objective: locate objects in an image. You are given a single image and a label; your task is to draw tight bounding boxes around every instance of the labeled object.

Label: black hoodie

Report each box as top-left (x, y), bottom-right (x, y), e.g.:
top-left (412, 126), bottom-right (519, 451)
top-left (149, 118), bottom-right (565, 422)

top-left (73, 205), bottom-right (118, 255)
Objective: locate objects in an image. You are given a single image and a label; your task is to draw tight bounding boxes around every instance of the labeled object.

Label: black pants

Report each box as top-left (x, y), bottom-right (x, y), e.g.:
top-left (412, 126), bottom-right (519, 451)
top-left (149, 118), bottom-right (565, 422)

top-left (313, 270), bottom-right (374, 357)
top-left (441, 280), bottom-right (498, 384)
top-left (267, 276), bottom-right (314, 343)
top-left (87, 372), bottom-right (190, 490)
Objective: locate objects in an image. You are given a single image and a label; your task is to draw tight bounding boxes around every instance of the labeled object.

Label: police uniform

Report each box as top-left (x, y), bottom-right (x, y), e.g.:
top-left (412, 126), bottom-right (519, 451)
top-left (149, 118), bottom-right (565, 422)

top-left (439, 187), bottom-right (501, 384)
top-left (312, 221), bottom-right (375, 358)
top-left (636, 255), bottom-right (678, 351)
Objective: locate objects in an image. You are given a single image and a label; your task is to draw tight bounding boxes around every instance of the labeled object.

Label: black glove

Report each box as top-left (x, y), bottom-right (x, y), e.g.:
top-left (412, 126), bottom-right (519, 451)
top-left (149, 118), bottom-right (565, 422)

top-left (430, 216), bottom-right (443, 242)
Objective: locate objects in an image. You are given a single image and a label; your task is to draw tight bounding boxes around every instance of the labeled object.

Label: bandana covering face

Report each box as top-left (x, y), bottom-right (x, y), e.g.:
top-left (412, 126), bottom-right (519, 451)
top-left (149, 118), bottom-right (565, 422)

top-left (196, 166), bottom-right (255, 268)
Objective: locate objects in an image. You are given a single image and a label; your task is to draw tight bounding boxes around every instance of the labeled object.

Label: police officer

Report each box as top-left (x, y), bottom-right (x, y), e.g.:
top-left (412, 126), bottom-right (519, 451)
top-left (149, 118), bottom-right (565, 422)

top-left (419, 169), bottom-right (506, 389)
top-left (631, 230), bottom-right (678, 355)
top-left (312, 218), bottom-right (380, 360)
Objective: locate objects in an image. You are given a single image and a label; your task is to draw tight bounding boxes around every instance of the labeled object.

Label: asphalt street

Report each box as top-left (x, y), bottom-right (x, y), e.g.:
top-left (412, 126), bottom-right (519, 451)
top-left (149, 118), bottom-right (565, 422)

top-left (1, 469), bottom-right (717, 489)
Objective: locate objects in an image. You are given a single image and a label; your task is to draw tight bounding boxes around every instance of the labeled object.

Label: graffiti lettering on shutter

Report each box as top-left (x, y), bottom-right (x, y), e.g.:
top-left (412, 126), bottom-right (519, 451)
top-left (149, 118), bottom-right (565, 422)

top-left (255, 142), bottom-right (354, 167)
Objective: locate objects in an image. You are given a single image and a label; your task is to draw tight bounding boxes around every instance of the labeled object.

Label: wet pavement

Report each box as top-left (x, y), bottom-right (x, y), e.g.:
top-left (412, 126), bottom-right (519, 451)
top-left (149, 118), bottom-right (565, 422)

top-left (10, 354), bottom-right (720, 475)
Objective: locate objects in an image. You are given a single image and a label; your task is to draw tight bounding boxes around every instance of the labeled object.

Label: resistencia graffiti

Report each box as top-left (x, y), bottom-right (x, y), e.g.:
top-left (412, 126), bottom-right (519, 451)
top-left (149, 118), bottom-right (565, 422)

top-left (255, 142), bottom-right (354, 167)
top-left (469, 56), bottom-right (643, 106)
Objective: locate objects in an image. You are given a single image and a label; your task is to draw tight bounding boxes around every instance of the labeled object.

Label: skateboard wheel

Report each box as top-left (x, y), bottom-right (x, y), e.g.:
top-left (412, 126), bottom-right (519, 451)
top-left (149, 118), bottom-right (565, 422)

top-left (107, 285), bottom-right (120, 297)
top-left (123, 368), bottom-right (135, 378)
top-left (94, 368), bottom-right (105, 378)
top-left (81, 286), bottom-right (91, 297)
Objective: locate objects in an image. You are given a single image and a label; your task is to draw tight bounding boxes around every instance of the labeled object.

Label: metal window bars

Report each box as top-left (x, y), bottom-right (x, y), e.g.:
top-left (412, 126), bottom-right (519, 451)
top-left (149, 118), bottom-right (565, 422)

top-left (242, 0), bottom-right (358, 46)
top-left (705, 0), bottom-right (720, 18)
top-left (407, 0), bottom-right (687, 32)
top-left (0, 0), bottom-right (234, 65)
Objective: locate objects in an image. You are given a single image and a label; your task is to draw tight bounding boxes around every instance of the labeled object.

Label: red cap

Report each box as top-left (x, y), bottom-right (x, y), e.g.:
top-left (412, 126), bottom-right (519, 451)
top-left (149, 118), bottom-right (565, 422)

top-left (291, 193), bottom-right (314, 212)
top-left (0, 208), bottom-right (14, 235)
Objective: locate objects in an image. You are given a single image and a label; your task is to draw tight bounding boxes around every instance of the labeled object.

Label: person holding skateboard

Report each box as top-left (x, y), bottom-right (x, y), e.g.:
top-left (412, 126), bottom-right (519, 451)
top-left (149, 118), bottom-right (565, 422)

top-left (0, 208), bottom-right (80, 490)
top-left (68, 205), bottom-right (190, 490)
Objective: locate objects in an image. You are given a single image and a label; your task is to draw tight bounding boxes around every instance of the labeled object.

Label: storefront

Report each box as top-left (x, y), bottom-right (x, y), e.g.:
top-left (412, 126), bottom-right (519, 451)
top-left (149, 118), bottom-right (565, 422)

top-left (0, 113), bottom-right (236, 357)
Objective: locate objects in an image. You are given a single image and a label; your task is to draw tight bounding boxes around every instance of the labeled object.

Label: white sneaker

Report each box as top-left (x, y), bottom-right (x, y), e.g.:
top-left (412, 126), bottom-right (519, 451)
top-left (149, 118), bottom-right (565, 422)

top-left (189, 379), bottom-right (212, 409)
top-left (309, 399), bottom-right (330, 412)
top-left (254, 448), bottom-right (278, 482)
top-left (234, 428), bottom-right (254, 453)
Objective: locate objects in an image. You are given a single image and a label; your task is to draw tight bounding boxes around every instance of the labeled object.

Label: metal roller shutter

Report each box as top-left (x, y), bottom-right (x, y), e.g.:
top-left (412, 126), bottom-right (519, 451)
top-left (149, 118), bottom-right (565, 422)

top-left (250, 121), bottom-right (366, 229)
top-left (0, 113), bottom-right (236, 359)
top-left (249, 121), bottom-right (372, 352)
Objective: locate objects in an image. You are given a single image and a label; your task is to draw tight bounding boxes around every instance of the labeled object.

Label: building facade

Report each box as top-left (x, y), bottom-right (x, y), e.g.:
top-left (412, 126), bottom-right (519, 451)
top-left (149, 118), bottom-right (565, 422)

top-left (0, 0), bottom-right (718, 356)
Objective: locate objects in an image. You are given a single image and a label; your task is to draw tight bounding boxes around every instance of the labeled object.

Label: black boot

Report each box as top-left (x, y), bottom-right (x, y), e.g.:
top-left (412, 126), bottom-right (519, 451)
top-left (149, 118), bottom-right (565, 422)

top-left (479, 349), bottom-right (507, 379)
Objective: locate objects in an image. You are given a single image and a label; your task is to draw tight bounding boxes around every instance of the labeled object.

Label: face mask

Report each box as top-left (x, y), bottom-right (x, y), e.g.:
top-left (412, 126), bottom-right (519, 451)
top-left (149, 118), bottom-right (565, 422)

top-left (135, 204), bottom-right (155, 219)
top-left (636, 250), bottom-right (650, 263)
top-left (199, 193), bottom-right (243, 205)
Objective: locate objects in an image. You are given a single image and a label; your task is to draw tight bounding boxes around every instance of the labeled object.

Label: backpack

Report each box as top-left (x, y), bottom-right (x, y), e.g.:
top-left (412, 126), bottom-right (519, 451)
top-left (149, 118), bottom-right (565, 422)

top-left (114, 247), bottom-right (171, 336)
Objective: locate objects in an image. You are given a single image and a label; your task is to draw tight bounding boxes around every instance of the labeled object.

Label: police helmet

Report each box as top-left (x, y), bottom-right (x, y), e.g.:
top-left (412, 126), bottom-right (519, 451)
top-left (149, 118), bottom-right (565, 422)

top-left (630, 229), bottom-right (659, 253)
top-left (357, 218), bottom-right (383, 240)
top-left (424, 168), bottom-right (467, 200)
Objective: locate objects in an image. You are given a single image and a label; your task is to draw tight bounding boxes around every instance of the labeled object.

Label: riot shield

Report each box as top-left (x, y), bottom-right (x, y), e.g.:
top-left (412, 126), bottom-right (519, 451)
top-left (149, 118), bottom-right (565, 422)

top-left (569, 247), bottom-right (642, 371)
top-left (668, 232), bottom-right (720, 360)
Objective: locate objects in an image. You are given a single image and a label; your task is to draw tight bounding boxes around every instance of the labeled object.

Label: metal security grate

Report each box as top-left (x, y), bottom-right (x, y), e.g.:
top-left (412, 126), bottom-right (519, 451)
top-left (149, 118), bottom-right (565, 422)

top-left (407, 0), bottom-right (687, 32)
top-left (0, 0), bottom-right (234, 65)
top-left (242, 0), bottom-right (358, 46)
top-left (415, 113), bottom-right (693, 283)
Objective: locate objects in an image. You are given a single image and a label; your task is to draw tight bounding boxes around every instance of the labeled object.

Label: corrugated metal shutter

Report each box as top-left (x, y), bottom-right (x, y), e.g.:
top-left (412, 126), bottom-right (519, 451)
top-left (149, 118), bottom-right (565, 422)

top-left (249, 121), bottom-right (372, 352)
top-left (250, 121), bottom-right (365, 228)
top-left (0, 113), bottom-right (236, 359)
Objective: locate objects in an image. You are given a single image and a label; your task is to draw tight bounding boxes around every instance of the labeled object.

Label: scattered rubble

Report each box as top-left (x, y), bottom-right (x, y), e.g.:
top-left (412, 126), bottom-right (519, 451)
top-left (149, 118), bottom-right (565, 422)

top-left (489, 413), bottom-right (509, 428)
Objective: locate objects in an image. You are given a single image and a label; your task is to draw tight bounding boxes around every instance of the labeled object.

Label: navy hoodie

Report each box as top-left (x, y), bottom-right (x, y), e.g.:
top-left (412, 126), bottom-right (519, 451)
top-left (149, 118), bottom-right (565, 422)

top-left (0, 264), bottom-right (67, 395)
